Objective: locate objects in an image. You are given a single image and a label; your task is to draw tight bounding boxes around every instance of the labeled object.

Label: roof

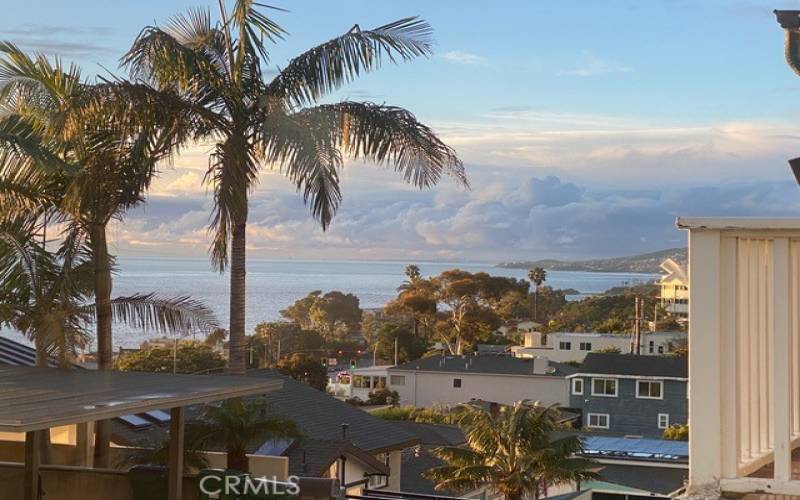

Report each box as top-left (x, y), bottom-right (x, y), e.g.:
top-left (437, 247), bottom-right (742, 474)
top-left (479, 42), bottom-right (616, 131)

top-left (660, 258), bottom-right (687, 283)
top-left (476, 344), bottom-right (511, 354)
top-left (282, 438), bottom-right (389, 477)
top-left (582, 436), bottom-right (688, 462)
top-left (400, 448), bottom-right (454, 496)
top-left (544, 491), bottom-right (591, 500)
top-left (0, 336), bottom-right (60, 368)
top-left (389, 422), bottom-right (465, 447)
top-left (572, 353), bottom-right (687, 379)
top-left (677, 217), bottom-right (800, 231)
top-left (0, 365), bottom-right (281, 432)
top-left (247, 370), bottom-right (419, 453)
top-left (596, 463), bottom-right (687, 496)
top-left (389, 355), bottom-right (577, 378)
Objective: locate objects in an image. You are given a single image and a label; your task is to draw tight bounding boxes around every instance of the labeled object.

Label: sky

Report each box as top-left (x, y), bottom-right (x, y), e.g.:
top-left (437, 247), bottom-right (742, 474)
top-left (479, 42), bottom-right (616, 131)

top-left (4, 0), bottom-right (800, 262)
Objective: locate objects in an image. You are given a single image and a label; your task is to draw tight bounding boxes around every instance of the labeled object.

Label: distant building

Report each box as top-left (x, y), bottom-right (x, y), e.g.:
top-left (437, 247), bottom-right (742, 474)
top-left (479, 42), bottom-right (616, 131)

top-left (658, 258), bottom-right (688, 319)
top-left (327, 365), bottom-right (392, 400)
top-left (512, 331), bottom-right (686, 362)
top-left (567, 353), bottom-right (688, 438)
top-left (496, 319), bottom-right (541, 337)
top-left (387, 355), bottom-right (576, 407)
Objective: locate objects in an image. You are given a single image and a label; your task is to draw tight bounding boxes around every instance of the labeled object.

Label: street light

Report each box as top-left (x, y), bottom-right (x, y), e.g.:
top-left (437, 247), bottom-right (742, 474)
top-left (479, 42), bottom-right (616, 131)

top-left (774, 11), bottom-right (800, 185)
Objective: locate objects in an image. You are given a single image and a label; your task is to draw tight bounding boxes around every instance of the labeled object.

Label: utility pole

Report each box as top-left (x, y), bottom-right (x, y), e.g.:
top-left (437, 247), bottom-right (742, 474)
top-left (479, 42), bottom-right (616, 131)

top-left (394, 337), bottom-right (399, 366)
top-left (631, 297), bottom-right (642, 355)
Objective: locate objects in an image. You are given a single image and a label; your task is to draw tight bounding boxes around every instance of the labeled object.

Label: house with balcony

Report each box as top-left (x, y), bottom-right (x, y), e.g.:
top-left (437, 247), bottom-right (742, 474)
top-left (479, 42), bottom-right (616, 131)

top-left (659, 258), bottom-right (689, 319)
top-left (566, 353), bottom-right (688, 438)
top-left (513, 331), bottom-right (686, 363)
top-left (387, 354), bottom-right (576, 407)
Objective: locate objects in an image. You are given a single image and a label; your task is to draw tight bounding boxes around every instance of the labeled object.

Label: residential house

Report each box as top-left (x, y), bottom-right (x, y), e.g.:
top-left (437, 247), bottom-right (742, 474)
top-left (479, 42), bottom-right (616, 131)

top-left (495, 319), bottom-right (541, 337)
top-left (327, 365), bottom-right (392, 400)
top-left (388, 355), bottom-right (577, 407)
top-left (567, 353), bottom-right (687, 438)
top-left (658, 258), bottom-right (688, 319)
top-left (513, 331), bottom-right (686, 363)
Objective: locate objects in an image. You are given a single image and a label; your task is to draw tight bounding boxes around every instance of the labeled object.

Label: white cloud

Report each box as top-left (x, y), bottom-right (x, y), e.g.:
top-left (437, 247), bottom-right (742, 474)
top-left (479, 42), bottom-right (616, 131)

top-left (563, 51), bottom-right (632, 77)
top-left (440, 50), bottom-right (487, 65)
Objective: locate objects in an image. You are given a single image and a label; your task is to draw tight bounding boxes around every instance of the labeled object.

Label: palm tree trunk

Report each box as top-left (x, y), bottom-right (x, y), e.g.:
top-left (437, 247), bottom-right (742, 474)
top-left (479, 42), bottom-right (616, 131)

top-left (89, 222), bottom-right (113, 467)
top-left (227, 218), bottom-right (247, 375)
top-left (227, 447), bottom-right (249, 473)
top-left (34, 339), bottom-right (53, 464)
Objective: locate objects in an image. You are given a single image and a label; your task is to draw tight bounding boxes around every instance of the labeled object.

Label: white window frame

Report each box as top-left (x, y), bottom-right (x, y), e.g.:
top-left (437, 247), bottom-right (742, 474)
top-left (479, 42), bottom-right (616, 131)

top-left (636, 380), bottom-right (664, 400)
top-left (579, 342), bottom-right (592, 351)
top-left (572, 378), bottom-right (584, 395)
top-left (390, 375), bottom-right (405, 386)
top-left (658, 413), bottom-right (670, 429)
top-left (587, 413), bottom-right (610, 429)
top-left (591, 378), bottom-right (618, 397)
top-left (453, 378), bottom-right (462, 388)
top-left (367, 453), bottom-right (390, 488)
top-left (559, 341), bottom-right (572, 351)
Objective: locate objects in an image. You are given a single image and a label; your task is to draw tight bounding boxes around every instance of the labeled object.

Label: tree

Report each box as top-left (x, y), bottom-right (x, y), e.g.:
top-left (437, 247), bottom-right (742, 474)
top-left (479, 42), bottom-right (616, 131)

top-left (528, 267), bottom-right (547, 322)
top-left (185, 398), bottom-right (301, 472)
top-left (371, 322), bottom-right (428, 364)
top-left (663, 423), bottom-right (689, 441)
top-left (204, 328), bottom-right (228, 349)
top-left (386, 268), bottom-right (438, 338)
top-left (426, 403), bottom-right (596, 500)
top-left (117, 342), bottom-right (225, 374)
top-left (277, 353), bottom-right (328, 391)
top-left (282, 291), bottom-right (361, 341)
top-left (118, 2), bottom-right (467, 375)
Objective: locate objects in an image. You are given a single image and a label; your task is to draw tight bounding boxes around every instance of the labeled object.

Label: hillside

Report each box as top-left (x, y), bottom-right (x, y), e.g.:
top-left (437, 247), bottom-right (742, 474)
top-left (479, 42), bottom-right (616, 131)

top-left (497, 247), bottom-right (687, 274)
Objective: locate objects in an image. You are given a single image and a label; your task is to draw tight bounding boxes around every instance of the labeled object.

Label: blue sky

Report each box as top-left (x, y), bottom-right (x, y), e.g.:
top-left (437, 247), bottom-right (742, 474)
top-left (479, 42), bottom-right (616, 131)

top-left (4, 1), bottom-right (800, 262)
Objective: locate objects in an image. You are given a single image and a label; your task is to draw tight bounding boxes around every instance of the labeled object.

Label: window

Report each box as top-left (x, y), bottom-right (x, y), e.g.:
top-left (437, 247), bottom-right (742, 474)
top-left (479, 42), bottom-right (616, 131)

top-left (453, 378), bottom-right (462, 388)
top-left (368, 453), bottom-right (390, 488)
top-left (390, 375), bottom-right (406, 386)
top-left (587, 413), bottom-right (610, 429)
top-left (636, 380), bottom-right (663, 399)
top-left (579, 342), bottom-right (592, 351)
top-left (658, 346), bottom-right (664, 354)
top-left (374, 376), bottom-right (387, 389)
top-left (648, 341), bottom-right (655, 354)
top-left (658, 413), bottom-right (670, 429)
top-left (572, 378), bottom-right (584, 395)
top-left (591, 378), bottom-right (618, 397)
top-left (559, 341), bottom-right (572, 350)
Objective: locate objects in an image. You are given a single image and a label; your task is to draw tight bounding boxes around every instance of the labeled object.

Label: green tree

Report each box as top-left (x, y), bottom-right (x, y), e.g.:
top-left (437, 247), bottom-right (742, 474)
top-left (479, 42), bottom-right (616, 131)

top-left (663, 423), bottom-right (689, 441)
top-left (118, 2), bottom-right (466, 375)
top-left (186, 399), bottom-right (302, 472)
top-left (386, 270), bottom-right (438, 338)
top-left (282, 291), bottom-right (362, 341)
top-left (277, 353), bottom-right (328, 391)
top-left (280, 291), bottom-right (323, 330)
top-left (117, 342), bottom-right (225, 374)
top-left (372, 322), bottom-right (428, 364)
top-left (528, 267), bottom-right (547, 322)
top-left (426, 403), bottom-right (596, 500)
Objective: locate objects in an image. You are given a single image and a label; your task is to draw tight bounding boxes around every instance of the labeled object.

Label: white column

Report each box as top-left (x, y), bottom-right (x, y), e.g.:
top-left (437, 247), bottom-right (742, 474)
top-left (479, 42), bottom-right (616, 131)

top-left (720, 236), bottom-right (739, 477)
top-left (773, 237), bottom-right (792, 480)
top-left (688, 229), bottom-right (723, 492)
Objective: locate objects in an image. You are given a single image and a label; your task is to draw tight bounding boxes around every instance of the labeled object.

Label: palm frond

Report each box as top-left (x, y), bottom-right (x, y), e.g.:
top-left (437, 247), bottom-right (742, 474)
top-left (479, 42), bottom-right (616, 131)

top-left (268, 17), bottom-right (433, 105)
top-left (81, 293), bottom-right (219, 336)
top-left (230, 0), bottom-right (286, 66)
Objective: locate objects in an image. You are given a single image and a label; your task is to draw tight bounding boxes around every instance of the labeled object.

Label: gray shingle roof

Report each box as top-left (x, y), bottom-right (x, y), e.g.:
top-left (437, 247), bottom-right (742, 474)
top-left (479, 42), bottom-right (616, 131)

top-left (597, 463), bottom-right (687, 495)
top-left (389, 355), bottom-right (577, 377)
top-left (282, 438), bottom-right (389, 477)
top-left (576, 353), bottom-right (687, 379)
top-left (0, 336), bottom-right (59, 368)
top-left (399, 449), bottom-right (452, 496)
top-left (389, 422), bottom-right (465, 447)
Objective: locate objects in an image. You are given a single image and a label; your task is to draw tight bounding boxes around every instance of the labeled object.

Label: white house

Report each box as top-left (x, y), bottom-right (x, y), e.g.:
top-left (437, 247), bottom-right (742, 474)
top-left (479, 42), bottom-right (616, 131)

top-left (327, 365), bottom-right (392, 400)
top-left (512, 331), bottom-right (686, 362)
top-left (659, 258), bottom-right (689, 319)
top-left (387, 355), bottom-right (576, 408)
top-left (496, 319), bottom-right (542, 337)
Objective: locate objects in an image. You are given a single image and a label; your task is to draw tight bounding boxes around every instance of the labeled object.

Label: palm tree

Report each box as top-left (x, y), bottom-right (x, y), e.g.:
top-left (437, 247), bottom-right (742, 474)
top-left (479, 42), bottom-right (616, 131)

top-left (0, 43), bottom-right (191, 465)
top-left (425, 402), bottom-right (596, 500)
top-left (185, 398), bottom-right (302, 472)
top-left (528, 267), bottom-right (547, 323)
top-left (115, 1), bottom-right (466, 375)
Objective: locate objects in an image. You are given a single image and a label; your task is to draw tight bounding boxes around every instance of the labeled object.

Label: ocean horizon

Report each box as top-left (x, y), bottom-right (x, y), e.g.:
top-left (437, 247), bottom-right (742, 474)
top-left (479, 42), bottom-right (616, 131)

top-left (2, 257), bottom-right (657, 349)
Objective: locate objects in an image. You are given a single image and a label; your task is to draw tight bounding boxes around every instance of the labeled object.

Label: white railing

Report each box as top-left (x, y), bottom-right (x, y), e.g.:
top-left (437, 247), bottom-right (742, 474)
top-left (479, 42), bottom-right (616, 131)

top-left (680, 217), bottom-right (800, 496)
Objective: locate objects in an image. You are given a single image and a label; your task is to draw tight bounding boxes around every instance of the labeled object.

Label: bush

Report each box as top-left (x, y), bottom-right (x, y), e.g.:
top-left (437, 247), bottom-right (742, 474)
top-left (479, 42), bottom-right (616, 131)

top-left (117, 342), bottom-right (225, 374)
top-left (366, 388), bottom-right (399, 406)
top-left (370, 405), bottom-right (452, 423)
top-left (663, 423), bottom-right (688, 441)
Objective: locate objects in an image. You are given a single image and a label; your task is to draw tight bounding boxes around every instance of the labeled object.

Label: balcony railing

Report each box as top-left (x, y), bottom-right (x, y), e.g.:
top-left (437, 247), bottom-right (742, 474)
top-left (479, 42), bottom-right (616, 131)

top-left (680, 217), bottom-right (800, 497)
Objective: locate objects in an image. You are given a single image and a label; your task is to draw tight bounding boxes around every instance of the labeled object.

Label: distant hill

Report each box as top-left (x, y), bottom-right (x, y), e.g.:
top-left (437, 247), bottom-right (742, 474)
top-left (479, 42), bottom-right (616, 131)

top-left (497, 248), bottom-right (687, 274)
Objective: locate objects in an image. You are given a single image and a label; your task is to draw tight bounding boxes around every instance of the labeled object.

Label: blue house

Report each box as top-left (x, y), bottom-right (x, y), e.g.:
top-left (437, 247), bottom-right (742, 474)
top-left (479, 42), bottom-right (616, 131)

top-left (567, 353), bottom-right (688, 438)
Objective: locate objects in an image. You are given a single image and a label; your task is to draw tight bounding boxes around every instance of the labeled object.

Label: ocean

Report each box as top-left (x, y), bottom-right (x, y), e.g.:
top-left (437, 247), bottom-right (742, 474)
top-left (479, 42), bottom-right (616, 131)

top-left (2, 257), bottom-right (657, 349)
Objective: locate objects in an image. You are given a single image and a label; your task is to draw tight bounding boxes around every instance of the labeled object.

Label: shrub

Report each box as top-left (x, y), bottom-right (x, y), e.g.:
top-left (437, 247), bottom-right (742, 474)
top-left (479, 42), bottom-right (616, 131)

top-left (663, 423), bottom-right (688, 441)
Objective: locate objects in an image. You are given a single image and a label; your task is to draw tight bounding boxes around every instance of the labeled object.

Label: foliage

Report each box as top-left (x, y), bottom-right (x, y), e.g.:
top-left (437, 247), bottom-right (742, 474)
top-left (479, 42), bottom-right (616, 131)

top-left (594, 346), bottom-right (622, 354)
top-left (663, 423), bottom-right (689, 441)
top-left (276, 352), bottom-right (328, 391)
top-left (249, 321), bottom-right (322, 368)
top-left (281, 290), bottom-right (362, 340)
top-left (117, 438), bottom-right (210, 472)
top-left (204, 328), bottom-right (227, 348)
top-left (371, 405), bottom-right (452, 424)
top-left (186, 398), bottom-right (302, 473)
top-left (117, 342), bottom-right (225, 374)
top-left (425, 403), bottom-right (597, 500)
top-left (370, 322), bottom-right (429, 364)
top-left (495, 286), bottom-right (567, 323)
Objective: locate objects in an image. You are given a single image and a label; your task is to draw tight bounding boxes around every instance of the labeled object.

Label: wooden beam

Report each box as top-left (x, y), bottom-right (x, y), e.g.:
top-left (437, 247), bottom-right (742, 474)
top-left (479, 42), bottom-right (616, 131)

top-left (75, 421), bottom-right (94, 467)
top-left (773, 238), bottom-right (792, 480)
top-left (168, 407), bottom-right (185, 500)
top-left (24, 430), bottom-right (42, 500)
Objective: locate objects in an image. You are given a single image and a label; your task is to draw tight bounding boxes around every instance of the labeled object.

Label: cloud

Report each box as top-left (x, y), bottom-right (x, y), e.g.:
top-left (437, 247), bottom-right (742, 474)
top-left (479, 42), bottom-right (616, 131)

top-left (563, 51), bottom-right (632, 77)
top-left (0, 24), bottom-right (116, 57)
top-left (440, 50), bottom-right (487, 65)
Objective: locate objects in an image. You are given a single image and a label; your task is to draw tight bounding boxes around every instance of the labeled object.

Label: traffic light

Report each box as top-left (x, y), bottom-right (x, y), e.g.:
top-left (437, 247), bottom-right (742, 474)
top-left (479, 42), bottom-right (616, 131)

top-left (349, 359), bottom-right (357, 370)
top-left (321, 357), bottom-right (328, 367)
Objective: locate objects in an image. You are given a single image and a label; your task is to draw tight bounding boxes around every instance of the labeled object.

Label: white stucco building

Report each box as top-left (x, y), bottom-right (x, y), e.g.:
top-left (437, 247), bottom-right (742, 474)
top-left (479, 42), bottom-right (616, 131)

top-left (387, 355), bottom-right (576, 408)
top-left (659, 257), bottom-right (689, 318)
top-left (511, 330), bottom-right (686, 363)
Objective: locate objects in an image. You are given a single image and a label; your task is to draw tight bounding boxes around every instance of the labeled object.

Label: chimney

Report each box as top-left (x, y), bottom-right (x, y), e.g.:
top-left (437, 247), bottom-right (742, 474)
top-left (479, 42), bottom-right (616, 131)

top-left (532, 356), bottom-right (548, 375)
top-left (341, 423), bottom-right (349, 440)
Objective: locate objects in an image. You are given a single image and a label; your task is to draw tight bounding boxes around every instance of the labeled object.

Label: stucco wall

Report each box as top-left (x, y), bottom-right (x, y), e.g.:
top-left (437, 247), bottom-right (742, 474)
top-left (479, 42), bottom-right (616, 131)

top-left (569, 377), bottom-right (688, 437)
top-left (390, 371), bottom-right (569, 407)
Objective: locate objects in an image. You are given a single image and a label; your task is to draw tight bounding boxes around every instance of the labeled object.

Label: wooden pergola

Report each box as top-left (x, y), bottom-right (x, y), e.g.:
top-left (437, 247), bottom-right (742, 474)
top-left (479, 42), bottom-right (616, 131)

top-left (0, 365), bottom-right (282, 500)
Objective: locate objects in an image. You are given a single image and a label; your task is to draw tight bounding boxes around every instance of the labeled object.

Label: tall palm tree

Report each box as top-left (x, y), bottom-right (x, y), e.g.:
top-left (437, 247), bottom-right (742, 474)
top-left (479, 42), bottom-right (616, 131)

top-left (528, 266), bottom-right (547, 323)
top-left (0, 42), bottom-right (201, 466)
top-left (185, 398), bottom-right (302, 472)
top-left (115, 1), bottom-right (466, 375)
top-left (425, 402), bottom-right (596, 500)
